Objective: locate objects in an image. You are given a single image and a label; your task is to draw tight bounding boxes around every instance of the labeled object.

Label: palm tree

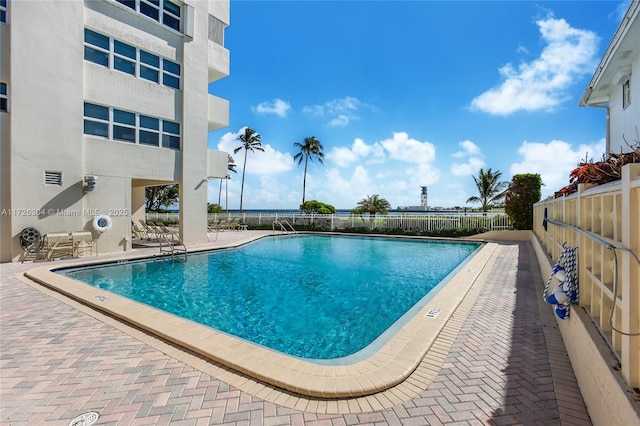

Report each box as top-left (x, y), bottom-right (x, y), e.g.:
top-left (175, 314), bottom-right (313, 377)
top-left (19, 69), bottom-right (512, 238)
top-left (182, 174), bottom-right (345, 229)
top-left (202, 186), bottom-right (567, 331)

top-left (466, 168), bottom-right (508, 213)
top-left (293, 136), bottom-right (325, 206)
top-left (355, 194), bottom-right (391, 217)
top-left (218, 155), bottom-right (237, 212)
top-left (233, 127), bottom-right (264, 213)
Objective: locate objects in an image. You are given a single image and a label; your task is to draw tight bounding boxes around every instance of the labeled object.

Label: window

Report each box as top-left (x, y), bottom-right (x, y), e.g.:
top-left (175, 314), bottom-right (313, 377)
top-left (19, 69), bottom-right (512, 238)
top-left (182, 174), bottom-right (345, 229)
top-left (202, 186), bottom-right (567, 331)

top-left (113, 40), bottom-right (136, 75)
top-left (0, 83), bottom-right (7, 113)
top-left (84, 28), bottom-right (180, 89)
top-left (162, 120), bottom-right (181, 149)
top-left (623, 78), bottom-right (631, 109)
top-left (162, 59), bottom-right (180, 89)
top-left (83, 103), bottom-right (109, 137)
top-left (162, 0), bottom-right (180, 31)
top-left (113, 109), bottom-right (136, 142)
top-left (0, 0), bottom-right (7, 24)
top-left (208, 15), bottom-right (225, 46)
top-left (83, 102), bottom-right (180, 150)
top-left (114, 0), bottom-right (181, 32)
top-left (139, 115), bottom-right (160, 146)
top-left (84, 29), bottom-right (110, 67)
top-left (140, 51), bottom-right (160, 83)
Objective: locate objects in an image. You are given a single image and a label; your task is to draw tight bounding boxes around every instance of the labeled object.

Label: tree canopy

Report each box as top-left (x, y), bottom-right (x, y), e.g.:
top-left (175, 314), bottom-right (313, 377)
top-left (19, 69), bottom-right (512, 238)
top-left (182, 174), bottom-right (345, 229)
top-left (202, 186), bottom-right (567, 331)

top-left (300, 200), bottom-right (335, 214)
top-left (145, 184), bottom-right (178, 212)
top-left (504, 174), bottom-right (543, 229)
top-left (466, 168), bottom-right (508, 212)
top-left (354, 194), bottom-right (391, 217)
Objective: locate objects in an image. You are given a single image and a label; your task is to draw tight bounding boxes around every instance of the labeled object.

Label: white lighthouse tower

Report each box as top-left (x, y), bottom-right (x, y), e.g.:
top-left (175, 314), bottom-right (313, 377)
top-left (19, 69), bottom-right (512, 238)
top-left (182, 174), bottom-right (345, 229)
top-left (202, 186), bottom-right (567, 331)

top-left (420, 186), bottom-right (428, 209)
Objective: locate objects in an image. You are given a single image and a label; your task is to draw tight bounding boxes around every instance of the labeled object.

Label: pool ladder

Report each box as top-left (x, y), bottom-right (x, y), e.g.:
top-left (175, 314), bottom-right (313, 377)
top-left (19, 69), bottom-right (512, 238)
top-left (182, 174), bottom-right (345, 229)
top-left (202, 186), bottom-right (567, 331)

top-left (273, 220), bottom-right (297, 234)
top-left (158, 232), bottom-right (188, 260)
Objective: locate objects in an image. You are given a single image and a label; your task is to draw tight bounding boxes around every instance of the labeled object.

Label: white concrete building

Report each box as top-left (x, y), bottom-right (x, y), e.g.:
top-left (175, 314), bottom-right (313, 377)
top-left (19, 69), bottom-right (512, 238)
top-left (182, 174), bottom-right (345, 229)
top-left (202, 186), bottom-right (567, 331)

top-left (579, 0), bottom-right (640, 154)
top-left (0, 0), bottom-right (230, 261)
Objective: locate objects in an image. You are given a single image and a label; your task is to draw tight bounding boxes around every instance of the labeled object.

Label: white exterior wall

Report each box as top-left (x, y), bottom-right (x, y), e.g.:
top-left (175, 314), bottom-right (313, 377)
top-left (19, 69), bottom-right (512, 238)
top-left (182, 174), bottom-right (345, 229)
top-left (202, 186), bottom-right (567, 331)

top-left (610, 56), bottom-right (640, 153)
top-left (0, 14), bottom-right (11, 260)
top-left (0, 0), bottom-right (230, 261)
top-left (7, 0), bottom-right (86, 259)
top-left (580, 1), bottom-right (639, 155)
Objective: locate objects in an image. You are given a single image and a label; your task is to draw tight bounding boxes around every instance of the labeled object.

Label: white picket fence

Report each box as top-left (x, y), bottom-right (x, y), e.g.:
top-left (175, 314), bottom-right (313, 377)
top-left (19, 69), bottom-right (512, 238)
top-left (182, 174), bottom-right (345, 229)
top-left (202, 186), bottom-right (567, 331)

top-left (146, 212), bottom-right (511, 232)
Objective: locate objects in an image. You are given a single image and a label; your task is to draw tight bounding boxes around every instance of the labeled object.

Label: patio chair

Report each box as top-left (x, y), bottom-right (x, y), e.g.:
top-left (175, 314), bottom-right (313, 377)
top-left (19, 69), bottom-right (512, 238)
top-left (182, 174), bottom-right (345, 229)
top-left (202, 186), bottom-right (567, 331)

top-left (71, 231), bottom-right (98, 257)
top-left (131, 220), bottom-right (147, 239)
top-left (226, 217), bottom-right (240, 231)
top-left (208, 219), bottom-right (223, 232)
top-left (139, 219), bottom-right (159, 241)
top-left (46, 232), bottom-right (74, 260)
top-left (154, 222), bottom-right (180, 242)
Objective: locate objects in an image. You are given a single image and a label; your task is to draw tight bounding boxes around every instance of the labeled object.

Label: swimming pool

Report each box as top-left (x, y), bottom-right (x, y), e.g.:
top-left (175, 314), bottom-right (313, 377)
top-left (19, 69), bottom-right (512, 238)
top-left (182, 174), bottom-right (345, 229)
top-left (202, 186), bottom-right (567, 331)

top-left (58, 235), bottom-right (481, 361)
top-left (26, 232), bottom-right (495, 397)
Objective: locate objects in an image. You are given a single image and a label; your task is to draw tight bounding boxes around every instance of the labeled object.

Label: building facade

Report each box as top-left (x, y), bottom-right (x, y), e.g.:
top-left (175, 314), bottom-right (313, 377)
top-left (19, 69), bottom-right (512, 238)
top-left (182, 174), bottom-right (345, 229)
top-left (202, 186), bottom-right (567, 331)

top-left (579, 0), bottom-right (639, 154)
top-left (0, 0), bottom-right (230, 262)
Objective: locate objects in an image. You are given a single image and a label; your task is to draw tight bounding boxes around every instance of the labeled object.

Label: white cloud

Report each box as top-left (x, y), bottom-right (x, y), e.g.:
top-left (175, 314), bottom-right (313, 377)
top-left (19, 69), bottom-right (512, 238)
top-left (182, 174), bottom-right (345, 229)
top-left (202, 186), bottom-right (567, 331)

top-left (303, 96), bottom-right (373, 127)
top-left (451, 140), bottom-right (485, 176)
top-left (510, 138), bottom-right (606, 196)
top-left (453, 140), bottom-right (482, 158)
top-left (326, 137), bottom-right (384, 167)
top-left (251, 98), bottom-right (291, 117)
top-left (217, 128), bottom-right (294, 176)
top-left (313, 166), bottom-right (375, 208)
top-left (451, 158), bottom-right (485, 177)
top-left (328, 115), bottom-right (351, 127)
top-left (470, 15), bottom-right (599, 115)
top-left (380, 132), bottom-right (436, 164)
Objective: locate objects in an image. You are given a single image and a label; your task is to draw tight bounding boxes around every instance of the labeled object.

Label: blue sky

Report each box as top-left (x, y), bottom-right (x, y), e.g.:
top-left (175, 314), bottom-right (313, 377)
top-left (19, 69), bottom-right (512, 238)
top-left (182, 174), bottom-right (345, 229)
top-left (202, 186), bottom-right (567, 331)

top-left (207, 0), bottom-right (631, 210)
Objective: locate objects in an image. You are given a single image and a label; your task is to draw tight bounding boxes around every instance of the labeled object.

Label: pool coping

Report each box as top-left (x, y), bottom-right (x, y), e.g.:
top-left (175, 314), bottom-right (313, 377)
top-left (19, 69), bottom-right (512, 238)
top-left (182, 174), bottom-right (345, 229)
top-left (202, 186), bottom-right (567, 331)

top-left (24, 234), bottom-right (497, 399)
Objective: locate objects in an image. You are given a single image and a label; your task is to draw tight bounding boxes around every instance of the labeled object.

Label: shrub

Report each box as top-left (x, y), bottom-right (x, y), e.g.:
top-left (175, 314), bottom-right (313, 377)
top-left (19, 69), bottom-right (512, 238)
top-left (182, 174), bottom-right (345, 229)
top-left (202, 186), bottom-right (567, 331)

top-left (300, 200), bottom-right (336, 214)
top-left (505, 174), bottom-right (542, 230)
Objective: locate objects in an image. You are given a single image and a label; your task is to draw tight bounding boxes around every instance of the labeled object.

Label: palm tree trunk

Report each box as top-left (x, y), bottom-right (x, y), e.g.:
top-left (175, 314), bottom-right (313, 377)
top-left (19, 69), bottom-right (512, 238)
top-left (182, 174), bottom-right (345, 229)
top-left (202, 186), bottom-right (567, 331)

top-left (239, 149), bottom-right (248, 213)
top-left (302, 157), bottom-right (308, 205)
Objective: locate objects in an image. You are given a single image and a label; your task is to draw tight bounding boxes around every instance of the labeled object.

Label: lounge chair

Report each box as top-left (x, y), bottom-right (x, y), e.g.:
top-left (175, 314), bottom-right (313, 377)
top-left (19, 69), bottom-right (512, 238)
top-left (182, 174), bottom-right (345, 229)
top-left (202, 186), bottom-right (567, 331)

top-left (154, 222), bottom-right (180, 242)
top-left (226, 217), bottom-right (240, 231)
top-left (131, 220), bottom-right (147, 239)
top-left (46, 232), bottom-right (74, 260)
top-left (71, 231), bottom-right (97, 257)
top-left (208, 219), bottom-right (223, 232)
top-left (139, 219), bottom-right (159, 240)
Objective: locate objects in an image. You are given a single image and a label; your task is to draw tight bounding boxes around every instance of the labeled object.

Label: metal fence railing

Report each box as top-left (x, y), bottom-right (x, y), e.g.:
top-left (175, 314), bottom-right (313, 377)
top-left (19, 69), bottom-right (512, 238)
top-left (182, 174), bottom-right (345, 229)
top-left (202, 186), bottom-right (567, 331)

top-left (146, 211), bottom-right (511, 232)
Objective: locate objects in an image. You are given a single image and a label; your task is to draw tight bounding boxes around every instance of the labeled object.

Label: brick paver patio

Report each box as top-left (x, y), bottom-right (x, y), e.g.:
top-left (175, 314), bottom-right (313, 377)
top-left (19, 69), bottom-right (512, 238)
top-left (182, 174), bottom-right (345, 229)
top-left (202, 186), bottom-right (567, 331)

top-left (1, 237), bottom-right (591, 425)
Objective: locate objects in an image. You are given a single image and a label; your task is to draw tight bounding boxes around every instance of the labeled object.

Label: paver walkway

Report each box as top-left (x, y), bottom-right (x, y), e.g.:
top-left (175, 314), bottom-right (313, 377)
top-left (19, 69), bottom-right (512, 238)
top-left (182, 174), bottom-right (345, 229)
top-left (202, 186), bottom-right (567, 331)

top-left (1, 238), bottom-right (591, 425)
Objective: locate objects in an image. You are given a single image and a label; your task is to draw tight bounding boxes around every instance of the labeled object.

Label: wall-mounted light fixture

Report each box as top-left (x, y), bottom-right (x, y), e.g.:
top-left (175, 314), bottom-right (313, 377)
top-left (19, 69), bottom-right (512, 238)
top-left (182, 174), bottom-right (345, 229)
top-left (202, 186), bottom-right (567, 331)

top-left (84, 175), bottom-right (98, 192)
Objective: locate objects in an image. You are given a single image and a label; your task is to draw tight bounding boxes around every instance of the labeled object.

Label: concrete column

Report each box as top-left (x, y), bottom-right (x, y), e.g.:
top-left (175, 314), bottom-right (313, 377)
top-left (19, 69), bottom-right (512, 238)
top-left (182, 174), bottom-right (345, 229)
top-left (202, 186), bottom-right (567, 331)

top-left (179, 1), bottom-right (209, 245)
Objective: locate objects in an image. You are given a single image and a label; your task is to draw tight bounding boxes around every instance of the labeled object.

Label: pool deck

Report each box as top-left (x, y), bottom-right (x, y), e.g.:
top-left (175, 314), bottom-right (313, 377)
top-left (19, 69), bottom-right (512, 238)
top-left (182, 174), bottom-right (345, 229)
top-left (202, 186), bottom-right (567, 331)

top-left (1, 231), bottom-right (592, 425)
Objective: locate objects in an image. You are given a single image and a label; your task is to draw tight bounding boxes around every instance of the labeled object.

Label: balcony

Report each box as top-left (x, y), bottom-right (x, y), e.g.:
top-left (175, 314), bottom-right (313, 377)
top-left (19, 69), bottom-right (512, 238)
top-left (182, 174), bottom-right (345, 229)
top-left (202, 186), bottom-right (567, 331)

top-left (208, 94), bottom-right (229, 131)
top-left (208, 40), bottom-right (229, 83)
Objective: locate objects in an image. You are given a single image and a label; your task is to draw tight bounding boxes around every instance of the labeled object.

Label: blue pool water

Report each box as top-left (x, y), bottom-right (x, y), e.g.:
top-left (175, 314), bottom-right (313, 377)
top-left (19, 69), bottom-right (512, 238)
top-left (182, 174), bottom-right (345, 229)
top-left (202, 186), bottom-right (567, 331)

top-left (59, 235), bottom-right (481, 360)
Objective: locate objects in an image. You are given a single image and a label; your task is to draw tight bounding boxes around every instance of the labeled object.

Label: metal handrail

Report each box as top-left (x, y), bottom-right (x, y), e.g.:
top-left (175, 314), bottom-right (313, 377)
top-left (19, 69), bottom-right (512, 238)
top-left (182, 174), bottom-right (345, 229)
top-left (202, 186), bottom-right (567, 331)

top-left (272, 220), bottom-right (297, 234)
top-left (543, 214), bottom-right (640, 337)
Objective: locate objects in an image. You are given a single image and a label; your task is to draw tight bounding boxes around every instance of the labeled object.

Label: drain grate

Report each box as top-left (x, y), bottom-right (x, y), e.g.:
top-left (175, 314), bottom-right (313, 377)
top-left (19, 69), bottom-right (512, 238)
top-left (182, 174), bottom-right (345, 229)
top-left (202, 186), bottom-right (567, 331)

top-left (68, 412), bottom-right (100, 426)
